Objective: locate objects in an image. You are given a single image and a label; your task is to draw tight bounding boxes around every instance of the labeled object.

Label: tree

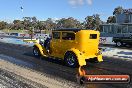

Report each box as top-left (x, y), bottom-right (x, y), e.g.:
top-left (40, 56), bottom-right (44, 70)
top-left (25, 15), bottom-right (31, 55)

top-left (0, 21), bottom-right (7, 30)
top-left (45, 18), bottom-right (56, 30)
top-left (93, 14), bottom-right (101, 30)
top-left (56, 17), bottom-right (82, 28)
top-left (23, 17), bottom-right (38, 39)
top-left (36, 21), bottom-right (46, 33)
top-left (84, 16), bottom-right (94, 29)
top-left (23, 17), bottom-right (32, 30)
top-left (28, 27), bottom-right (34, 40)
top-left (107, 16), bottom-right (116, 23)
top-left (84, 14), bottom-right (102, 30)
top-left (113, 6), bottom-right (123, 15)
top-left (12, 20), bottom-right (24, 30)
top-left (31, 16), bottom-right (38, 30)
top-left (6, 23), bottom-right (12, 29)
top-left (32, 16), bottom-right (37, 23)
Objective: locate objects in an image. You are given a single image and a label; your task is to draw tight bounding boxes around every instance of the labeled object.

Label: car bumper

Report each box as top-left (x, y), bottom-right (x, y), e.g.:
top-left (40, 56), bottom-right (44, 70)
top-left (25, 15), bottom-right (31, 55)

top-left (78, 54), bottom-right (103, 66)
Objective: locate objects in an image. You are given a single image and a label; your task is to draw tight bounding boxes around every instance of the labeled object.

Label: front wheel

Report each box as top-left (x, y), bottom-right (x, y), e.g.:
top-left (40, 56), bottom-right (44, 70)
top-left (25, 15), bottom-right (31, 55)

top-left (64, 52), bottom-right (79, 68)
top-left (33, 47), bottom-right (40, 57)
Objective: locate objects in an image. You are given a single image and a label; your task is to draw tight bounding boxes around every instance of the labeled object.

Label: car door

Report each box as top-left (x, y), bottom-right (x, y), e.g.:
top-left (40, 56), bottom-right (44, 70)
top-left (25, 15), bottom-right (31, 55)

top-left (61, 32), bottom-right (75, 57)
top-left (50, 32), bottom-right (62, 58)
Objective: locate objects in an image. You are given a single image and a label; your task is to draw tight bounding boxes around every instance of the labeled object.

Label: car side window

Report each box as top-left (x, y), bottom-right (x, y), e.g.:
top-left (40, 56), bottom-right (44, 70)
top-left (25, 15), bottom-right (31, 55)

top-left (62, 32), bottom-right (75, 40)
top-left (90, 34), bottom-right (97, 39)
top-left (52, 32), bottom-right (60, 39)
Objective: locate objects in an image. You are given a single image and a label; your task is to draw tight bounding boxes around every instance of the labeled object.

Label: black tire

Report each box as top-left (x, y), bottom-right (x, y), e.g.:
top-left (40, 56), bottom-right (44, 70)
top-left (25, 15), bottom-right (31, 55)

top-left (33, 47), bottom-right (40, 57)
top-left (64, 52), bottom-right (79, 68)
top-left (116, 42), bottom-right (122, 47)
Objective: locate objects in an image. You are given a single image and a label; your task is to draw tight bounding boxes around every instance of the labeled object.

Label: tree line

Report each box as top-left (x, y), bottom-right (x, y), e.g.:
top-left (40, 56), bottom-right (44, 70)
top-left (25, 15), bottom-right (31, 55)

top-left (0, 15), bottom-right (102, 31)
top-left (0, 6), bottom-right (124, 31)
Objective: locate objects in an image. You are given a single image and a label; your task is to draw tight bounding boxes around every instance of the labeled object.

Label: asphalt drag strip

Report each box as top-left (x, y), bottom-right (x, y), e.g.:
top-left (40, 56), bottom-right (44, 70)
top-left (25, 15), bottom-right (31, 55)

top-left (0, 42), bottom-right (132, 88)
top-left (0, 59), bottom-right (82, 88)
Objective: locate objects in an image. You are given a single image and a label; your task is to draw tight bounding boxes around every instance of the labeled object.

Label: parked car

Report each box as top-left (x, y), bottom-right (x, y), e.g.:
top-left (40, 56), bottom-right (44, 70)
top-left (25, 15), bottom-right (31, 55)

top-left (33, 28), bottom-right (103, 67)
top-left (113, 36), bottom-right (132, 47)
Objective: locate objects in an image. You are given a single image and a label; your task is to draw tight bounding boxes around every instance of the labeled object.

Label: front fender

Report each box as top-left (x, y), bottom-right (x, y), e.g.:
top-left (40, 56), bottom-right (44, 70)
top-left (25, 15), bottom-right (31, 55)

top-left (65, 48), bottom-right (86, 66)
top-left (33, 43), bottom-right (47, 56)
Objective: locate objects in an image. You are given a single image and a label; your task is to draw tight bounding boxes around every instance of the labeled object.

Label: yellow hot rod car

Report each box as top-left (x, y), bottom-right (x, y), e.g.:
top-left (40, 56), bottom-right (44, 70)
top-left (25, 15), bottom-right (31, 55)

top-left (33, 28), bottom-right (103, 67)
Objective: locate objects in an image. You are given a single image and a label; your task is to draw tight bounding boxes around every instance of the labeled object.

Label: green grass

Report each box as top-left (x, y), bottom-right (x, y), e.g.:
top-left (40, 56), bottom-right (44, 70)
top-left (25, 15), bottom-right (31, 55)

top-left (2, 29), bottom-right (52, 34)
top-left (2, 29), bottom-right (26, 33)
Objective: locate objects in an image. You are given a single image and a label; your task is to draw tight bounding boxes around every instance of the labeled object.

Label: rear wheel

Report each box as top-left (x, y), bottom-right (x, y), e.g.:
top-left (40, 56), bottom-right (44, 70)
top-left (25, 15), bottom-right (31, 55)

top-left (33, 47), bottom-right (40, 57)
top-left (116, 42), bottom-right (122, 47)
top-left (64, 52), bottom-right (79, 68)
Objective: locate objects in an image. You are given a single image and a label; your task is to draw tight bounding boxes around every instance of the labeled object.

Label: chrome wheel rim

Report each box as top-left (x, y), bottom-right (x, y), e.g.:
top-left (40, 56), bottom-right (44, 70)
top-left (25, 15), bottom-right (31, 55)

top-left (67, 55), bottom-right (75, 66)
top-left (117, 42), bottom-right (121, 46)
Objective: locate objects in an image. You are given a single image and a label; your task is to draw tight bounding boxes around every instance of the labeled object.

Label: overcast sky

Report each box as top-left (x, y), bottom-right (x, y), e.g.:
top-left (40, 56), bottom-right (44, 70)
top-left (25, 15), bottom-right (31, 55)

top-left (0, 0), bottom-right (131, 22)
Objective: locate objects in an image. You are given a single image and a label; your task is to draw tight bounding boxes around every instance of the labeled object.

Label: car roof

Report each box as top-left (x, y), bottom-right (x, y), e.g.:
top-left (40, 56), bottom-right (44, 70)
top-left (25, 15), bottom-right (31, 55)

top-left (53, 28), bottom-right (89, 32)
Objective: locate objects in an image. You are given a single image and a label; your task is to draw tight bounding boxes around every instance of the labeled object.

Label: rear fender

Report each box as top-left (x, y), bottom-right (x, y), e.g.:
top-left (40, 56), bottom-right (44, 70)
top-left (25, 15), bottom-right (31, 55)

top-left (33, 43), bottom-right (47, 56)
top-left (65, 48), bottom-right (86, 66)
top-left (97, 50), bottom-right (103, 62)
